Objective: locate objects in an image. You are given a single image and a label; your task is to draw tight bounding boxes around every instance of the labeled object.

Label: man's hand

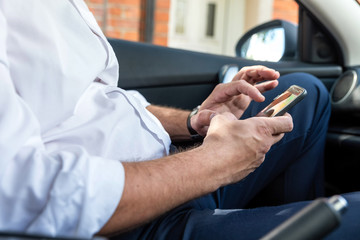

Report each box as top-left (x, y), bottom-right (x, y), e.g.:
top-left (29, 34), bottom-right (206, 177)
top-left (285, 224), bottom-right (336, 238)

top-left (201, 113), bottom-right (293, 185)
top-left (191, 65), bottom-right (280, 136)
top-left (99, 113), bottom-right (293, 236)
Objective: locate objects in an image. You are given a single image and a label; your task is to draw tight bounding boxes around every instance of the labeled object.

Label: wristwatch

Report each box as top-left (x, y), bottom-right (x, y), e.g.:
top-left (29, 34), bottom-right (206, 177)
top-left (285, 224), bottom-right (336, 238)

top-left (187, 106), bottom-right (203, 140)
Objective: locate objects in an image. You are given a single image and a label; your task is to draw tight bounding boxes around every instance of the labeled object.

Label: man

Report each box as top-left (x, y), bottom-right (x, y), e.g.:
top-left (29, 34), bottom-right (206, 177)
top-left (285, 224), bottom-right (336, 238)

top-left (0, 1), bottom-right (359, 240)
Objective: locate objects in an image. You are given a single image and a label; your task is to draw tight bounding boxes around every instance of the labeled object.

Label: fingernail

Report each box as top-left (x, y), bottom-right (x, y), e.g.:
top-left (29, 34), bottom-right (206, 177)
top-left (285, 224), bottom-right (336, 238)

top-left (258, 92), bottom-right (265, 99)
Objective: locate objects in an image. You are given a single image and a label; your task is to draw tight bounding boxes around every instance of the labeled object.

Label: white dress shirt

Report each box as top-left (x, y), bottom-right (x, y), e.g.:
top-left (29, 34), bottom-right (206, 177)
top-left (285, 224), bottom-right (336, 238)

top-left (0, 0), bottom-right (171, 237)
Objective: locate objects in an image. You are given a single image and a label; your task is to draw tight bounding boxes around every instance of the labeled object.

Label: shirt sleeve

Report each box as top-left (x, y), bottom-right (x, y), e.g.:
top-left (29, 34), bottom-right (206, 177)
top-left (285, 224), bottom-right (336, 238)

top-left (0, 10), bottom-right (124, 238)
top-left (126, 90), bottom-right (151, 107)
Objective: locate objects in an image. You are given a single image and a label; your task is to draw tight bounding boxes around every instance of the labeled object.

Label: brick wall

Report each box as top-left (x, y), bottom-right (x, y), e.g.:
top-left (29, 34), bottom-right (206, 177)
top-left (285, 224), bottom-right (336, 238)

top-left (84, 0), bottom-right (170, 46)
top-left (272, 0), bottom-right (299, 24)
top-left (153, 0), bottom-right (170, 46)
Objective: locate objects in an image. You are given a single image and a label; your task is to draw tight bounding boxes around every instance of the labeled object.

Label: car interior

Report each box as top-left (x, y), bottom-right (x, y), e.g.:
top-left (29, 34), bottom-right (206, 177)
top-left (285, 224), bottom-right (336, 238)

top-left (110, 0), bottom-right (360, 198)
top-left (1, 0), bottom-right (359, 239)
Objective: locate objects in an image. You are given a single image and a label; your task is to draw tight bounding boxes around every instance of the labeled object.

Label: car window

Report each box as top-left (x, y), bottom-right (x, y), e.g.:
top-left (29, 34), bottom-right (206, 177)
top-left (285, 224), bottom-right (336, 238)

top-left (84, 0), bottom-right (298, 57)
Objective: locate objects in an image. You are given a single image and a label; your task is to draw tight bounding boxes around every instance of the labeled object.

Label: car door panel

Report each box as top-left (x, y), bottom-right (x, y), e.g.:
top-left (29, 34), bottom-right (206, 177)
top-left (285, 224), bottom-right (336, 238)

top-left (109, 39), bottom-right (342, 109)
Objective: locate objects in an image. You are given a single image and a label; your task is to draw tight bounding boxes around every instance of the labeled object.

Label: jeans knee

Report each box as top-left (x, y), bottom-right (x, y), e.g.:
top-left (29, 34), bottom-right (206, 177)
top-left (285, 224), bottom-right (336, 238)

top-left (279, 72), bottom-right (331, 113)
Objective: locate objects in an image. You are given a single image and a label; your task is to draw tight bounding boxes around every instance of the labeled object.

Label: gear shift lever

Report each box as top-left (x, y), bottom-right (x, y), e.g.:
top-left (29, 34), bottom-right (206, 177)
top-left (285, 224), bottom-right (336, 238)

top-left (261, 195), bottom-right (348, 240)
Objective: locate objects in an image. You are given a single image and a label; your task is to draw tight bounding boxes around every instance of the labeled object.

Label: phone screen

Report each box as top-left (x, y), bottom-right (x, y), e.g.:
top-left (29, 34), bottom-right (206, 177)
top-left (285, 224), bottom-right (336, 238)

top-left (260, 85), bottom-right (306, 117)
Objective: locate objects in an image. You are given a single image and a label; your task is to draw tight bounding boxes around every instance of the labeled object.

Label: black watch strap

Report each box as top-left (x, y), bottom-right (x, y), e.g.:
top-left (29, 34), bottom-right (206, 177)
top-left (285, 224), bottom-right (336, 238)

top-left (187, 106), bottom-right (202, 140)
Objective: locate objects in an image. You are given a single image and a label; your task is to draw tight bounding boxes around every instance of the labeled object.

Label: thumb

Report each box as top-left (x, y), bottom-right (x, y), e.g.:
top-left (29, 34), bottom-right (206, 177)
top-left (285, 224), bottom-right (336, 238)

top-left (208, 112), bottom-right (238, 128)
top-left (192, 109), bottom-right (217, 135)
top-left (207, 112), bottom-right (238, 134)
top-left (198, 110), bottom-right (238, 127)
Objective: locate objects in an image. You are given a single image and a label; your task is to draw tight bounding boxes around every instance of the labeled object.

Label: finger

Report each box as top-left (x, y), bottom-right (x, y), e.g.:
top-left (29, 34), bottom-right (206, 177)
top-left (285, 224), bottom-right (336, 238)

top-left (236, 66), bottom-right (279, 82)
top-left (255, 80), bottom-right (279, 93)
top-left (256, 68), bottom-right (280, 81)
top-left (194, 109), bottom-right (217, 130)
top-left (207, 112), bottom-right (237, 133)
top-left (264, 114), bottom-right (294, 135)
top-left (209, 112), bottom-right (238, 124)
top-left (218, 80), bottom-right (265, 102)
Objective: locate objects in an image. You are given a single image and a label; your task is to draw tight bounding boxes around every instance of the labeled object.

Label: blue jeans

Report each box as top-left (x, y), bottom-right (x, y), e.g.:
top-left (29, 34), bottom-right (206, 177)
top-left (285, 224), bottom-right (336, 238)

top-left (114, 73), bottom-right (360, 239)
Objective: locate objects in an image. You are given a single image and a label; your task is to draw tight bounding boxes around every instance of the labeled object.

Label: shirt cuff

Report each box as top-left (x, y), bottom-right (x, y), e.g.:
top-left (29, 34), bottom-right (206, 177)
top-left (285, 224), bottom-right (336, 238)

top-left (85, 157), bottom-right (125, 237)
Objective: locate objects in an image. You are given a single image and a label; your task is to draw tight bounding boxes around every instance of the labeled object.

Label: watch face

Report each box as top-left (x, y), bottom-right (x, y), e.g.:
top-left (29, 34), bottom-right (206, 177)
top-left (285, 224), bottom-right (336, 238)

top-left (190, 106), bottom-right (200, 117)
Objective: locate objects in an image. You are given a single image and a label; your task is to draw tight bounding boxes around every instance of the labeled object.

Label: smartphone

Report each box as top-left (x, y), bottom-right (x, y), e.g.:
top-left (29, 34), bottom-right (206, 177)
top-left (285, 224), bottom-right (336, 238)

top-left (259, 85), bottom-right (307, 117)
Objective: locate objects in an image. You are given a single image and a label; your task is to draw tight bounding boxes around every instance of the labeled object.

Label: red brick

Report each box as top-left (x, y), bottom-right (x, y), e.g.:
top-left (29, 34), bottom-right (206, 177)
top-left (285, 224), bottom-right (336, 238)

top-left (155, 11), bottom-right (169, 22)
top-left (153, 36), bottom-right (167, 46)
top-left (86, 0), bottom-right (103, 4)
top-left (108, 19), bottom-right (140, 29)
top-left (156, 0), bottom-right (170, 9)
top-left (273, 0), bottom-right (299, 23)
top-left (124, 31), bottom-right (140, 41)
top-left (109, 7), bottom-right (122, 15)
top-left (123, 7), bottom-right (141, 19)
top-left (108, 0), bottom-right (141, 5)
top-left (154, 22), bottom-right (168, 33)
top-left (106, 31), bottom-right (122, 39)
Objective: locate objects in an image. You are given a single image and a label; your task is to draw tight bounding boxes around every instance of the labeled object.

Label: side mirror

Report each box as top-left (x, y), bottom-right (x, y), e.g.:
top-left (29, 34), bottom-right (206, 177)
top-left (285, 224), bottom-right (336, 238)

top-left (235, 20), bottom-right (298, 62)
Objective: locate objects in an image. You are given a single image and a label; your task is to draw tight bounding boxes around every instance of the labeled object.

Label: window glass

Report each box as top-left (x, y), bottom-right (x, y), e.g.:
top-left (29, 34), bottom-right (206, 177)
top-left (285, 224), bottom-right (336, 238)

top-left (175, 0), bottom-right (187, 34)
top-left (84, 0), bottom-right (299, 58)
top-left (205, 3), bottom-right (216, 37)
